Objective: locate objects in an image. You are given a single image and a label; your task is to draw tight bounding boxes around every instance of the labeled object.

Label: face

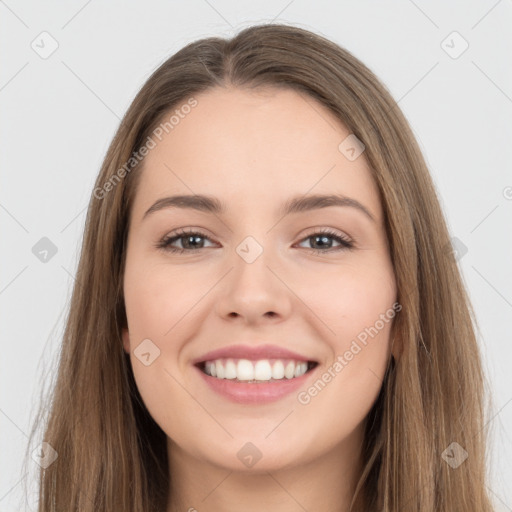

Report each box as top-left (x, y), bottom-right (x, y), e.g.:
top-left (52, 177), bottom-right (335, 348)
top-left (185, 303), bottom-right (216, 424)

top-left (121, 86), bottom-right (397, 473)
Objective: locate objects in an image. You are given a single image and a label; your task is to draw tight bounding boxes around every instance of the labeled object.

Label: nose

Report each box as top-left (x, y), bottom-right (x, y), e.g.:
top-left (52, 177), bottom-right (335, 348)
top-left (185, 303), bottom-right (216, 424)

top-left (214, 244), bottom-right (293, 325)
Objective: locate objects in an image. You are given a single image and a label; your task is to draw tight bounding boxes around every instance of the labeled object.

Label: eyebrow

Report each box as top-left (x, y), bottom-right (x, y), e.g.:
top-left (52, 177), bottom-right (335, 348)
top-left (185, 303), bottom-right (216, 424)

top-left (143, 193), bottom-right (376, 223)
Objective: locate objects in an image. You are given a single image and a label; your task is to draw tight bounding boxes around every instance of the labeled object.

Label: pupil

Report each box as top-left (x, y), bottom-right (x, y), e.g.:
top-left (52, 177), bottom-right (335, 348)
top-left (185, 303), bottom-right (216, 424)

top-left (313, 235), bottom-right (331, 249)
top-left (185, 235), bottom-right (202, 249)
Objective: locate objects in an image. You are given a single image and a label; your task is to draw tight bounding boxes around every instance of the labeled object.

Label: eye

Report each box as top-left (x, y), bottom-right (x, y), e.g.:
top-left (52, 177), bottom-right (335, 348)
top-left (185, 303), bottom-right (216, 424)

top-left (155, 228), bottom-right (216, 254)
top-left (155, 227), bottom-right (354, 255)
top-left (295, 228), bottom-right (354, 254)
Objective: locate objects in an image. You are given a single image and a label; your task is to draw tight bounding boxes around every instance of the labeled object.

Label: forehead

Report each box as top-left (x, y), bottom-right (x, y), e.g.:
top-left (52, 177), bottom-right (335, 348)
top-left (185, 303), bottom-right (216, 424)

top-left (131, 86), bottom-right (382, 223)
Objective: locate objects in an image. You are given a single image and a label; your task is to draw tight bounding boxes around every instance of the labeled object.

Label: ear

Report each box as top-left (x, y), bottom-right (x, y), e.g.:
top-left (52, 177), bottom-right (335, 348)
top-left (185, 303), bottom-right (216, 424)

top-left (122, 327), bottom-right (130, 354)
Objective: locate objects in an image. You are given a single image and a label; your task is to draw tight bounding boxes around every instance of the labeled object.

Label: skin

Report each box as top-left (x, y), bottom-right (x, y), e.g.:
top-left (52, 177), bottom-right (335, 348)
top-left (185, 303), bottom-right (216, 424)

top-left (121, 86), bottom-right (398, 512)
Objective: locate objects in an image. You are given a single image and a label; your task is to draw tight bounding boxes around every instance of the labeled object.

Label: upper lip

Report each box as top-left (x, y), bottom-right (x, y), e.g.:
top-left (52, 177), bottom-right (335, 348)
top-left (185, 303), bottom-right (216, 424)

top-left (192, 344), bottom-right (317, 364)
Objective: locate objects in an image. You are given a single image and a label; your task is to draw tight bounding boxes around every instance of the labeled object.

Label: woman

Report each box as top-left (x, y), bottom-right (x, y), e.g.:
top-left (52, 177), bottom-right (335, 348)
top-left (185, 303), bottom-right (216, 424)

top-left (28, 23), bottom-right (495, 511)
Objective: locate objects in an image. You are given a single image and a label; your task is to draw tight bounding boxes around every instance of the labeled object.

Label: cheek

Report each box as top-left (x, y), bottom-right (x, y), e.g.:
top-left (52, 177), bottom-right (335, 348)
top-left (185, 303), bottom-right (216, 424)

top-left (129, 353), bottom-right (200, 447)
top-left (295, 258), bottom-right (395, 395)
top-left (123, 258), bottom-right (210, 340)
top-left (295, 263), bottom-right (395, 426)
top-left (295, 257), bottom-right (396, 343)
top-left (122, 258), bottom-right (206, 440)
top-left (299, 327), bottom-right (390, 438)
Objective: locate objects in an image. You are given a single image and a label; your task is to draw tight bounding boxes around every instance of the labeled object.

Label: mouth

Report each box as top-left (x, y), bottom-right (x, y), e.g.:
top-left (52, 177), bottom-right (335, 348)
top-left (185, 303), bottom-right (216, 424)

top-left (195, 358), bottom-right (319, 383)
top-left (193, 357), bottom-right (320, 404)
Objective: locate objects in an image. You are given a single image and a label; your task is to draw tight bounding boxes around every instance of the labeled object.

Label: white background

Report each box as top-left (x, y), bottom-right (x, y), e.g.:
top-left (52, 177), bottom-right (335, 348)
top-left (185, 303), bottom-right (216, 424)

top-left (1, 1), bottom-right (511, 510)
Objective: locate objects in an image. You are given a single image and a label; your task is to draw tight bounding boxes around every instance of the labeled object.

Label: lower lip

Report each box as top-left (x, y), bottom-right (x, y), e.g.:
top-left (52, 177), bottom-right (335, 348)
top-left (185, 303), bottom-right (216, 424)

top-left (194, 364), bottom-right (318, 404)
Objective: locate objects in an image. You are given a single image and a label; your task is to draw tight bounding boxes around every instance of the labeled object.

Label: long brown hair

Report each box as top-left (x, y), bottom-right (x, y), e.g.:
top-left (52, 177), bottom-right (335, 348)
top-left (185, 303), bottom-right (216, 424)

top-left (25, 23), bottom-right (495, 511)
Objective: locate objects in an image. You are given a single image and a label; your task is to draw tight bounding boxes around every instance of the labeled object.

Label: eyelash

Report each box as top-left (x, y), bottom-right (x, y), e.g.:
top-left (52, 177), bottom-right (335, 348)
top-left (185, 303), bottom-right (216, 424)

top-left (155, 227), bottom-right (354, 255)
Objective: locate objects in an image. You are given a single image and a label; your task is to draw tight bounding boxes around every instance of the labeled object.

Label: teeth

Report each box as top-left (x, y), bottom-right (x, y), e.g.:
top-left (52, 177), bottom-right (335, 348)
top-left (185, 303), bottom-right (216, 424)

top-left (224, 359), bottom-right (237, 379)
top-left (215, 360), bottom-right (225, 379)
top-left (285, 361), bottom-right (296, 379)
top-left (254, 360), bottom-right (272, 380)
top-left (272, 360), bottom-right (285, 379)
top-left (237, 359), bottom-right (254, 381)
top-left (203, 358), bottom-right (310, 382)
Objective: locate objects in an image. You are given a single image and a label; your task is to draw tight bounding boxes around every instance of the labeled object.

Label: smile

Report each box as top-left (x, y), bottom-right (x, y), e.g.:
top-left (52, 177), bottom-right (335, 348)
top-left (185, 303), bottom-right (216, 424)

top-left (194, 358), bottom-right (319, 404)
top-left (199, 358), bottom-right (318, 383)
